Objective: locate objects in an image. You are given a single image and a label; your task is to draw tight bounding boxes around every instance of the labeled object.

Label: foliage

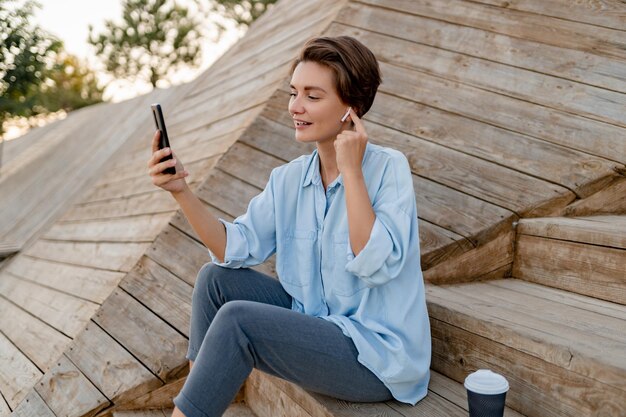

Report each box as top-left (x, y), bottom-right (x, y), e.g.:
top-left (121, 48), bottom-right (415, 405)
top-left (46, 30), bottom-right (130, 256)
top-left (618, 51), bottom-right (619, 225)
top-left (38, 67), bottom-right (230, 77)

top-left (0, 0), bottom-right (103, 136)
top-left (210, 0), bottom-right (278, 27)
top-left (88, 0), bottom-right (204, 88)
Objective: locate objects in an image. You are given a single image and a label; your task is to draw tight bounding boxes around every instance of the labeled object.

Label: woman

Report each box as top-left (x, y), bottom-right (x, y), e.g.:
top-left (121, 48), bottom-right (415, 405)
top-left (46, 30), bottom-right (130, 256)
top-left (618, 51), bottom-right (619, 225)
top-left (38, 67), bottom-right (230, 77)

top-left (148, 36), bottom-right (431, 417)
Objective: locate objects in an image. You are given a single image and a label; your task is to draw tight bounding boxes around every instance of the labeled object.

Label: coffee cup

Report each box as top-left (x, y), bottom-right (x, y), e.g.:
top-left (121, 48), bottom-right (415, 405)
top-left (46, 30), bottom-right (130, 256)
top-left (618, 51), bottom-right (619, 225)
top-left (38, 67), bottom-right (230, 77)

top-left (464, 369), bottom-right (509, 417)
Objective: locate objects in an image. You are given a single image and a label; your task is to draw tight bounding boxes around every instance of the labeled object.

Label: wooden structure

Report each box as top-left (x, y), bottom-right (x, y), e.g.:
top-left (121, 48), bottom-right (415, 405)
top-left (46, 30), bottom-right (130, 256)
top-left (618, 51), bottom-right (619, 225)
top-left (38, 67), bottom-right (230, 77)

top-left (1, 0), bottom-right (624, 416)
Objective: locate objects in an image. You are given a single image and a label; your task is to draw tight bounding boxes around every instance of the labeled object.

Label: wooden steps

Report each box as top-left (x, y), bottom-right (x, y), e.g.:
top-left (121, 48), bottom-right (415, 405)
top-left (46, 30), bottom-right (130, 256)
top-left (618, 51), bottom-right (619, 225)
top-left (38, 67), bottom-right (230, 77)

top-left (246, 369), bottom-right (524, 417)
top-left (514, 216), bottom-right (626, 304)
top-left (427, 278), bottom-right (626, 417)
top-left (111, 403), bottom-right (257, 417)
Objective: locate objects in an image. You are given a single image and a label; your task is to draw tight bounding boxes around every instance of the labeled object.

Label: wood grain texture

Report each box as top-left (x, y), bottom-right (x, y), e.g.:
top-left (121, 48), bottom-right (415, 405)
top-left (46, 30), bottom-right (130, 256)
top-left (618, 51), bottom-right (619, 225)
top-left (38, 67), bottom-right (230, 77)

top-left (471, 0), bottom-right (626, 30)
top-left (35, 354), bottom-right (109, 417)
top-left (424, 231), bottom-right (515, 284)
top-left (358, 0), bottom-right (626, 62)
top-left (560, 177), bottom-right (626, 217)
top-left (93, 289), bottom-right (188, 382)
top-left (517, 216), bottom-right (626, 249)
top-left (0, 273), bottom-right (99, 336)
top-left (113, 377), bottom-right (185, 411)
top-left (430, 317), bottom-right (625, 417)
top-left (339, 2), bottom-right (626, 126)
top-left (513, 234), bottom-right (626, 304)
top-left (22, 240), bottom-right (150, 272)
top-left (43, 213), bottom-right (173, 243)
top-left (9, 390), bottom-right (56, 417)
top-left (121, 255), bottom-right (193, 337)
top-left (145, 225), bottom-right (211, 287)
top-left (0, 333), bottom-right (41, 409)
top-left (66, 321), bottom-right (163, 404)
top-left (0, 296), bottom-right (70, 371)
top-left (5, 256), bottom-right (124, 304)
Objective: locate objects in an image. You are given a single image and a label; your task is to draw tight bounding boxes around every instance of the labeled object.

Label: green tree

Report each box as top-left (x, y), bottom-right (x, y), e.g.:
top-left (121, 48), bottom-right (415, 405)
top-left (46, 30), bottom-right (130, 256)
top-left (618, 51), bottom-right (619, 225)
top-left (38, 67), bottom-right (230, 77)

top-left (210, 0), bottom-right (278, 27)
top-left (0, 0), bottom-right (103, 136)
top-left (88, 0), bottom-right (204, 88)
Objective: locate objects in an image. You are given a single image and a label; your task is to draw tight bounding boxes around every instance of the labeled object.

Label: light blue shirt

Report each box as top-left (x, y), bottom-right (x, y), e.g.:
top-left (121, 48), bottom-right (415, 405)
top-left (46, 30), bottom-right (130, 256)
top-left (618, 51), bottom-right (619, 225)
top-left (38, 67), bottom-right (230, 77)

top-left (209, 142), bottom-right (431, 405)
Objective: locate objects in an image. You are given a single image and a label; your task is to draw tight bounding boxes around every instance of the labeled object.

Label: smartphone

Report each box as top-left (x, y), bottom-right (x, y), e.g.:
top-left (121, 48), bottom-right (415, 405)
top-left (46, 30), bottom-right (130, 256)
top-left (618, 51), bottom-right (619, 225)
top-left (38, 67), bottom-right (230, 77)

top-left (151, 103), bottom-right (176, 175)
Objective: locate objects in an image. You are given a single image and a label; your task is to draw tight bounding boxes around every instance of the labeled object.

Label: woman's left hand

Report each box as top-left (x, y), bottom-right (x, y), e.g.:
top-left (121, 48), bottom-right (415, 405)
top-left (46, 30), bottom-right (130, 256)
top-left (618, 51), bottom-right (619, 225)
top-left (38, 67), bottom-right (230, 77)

top-left (335, 108), bottom-right (368, 177)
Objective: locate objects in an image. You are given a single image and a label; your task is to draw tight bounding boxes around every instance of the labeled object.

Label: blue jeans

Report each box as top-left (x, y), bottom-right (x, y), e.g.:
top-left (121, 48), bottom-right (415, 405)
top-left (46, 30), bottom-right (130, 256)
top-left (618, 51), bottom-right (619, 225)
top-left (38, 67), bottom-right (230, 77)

top-left (173, 263), bottom-right (393, 417)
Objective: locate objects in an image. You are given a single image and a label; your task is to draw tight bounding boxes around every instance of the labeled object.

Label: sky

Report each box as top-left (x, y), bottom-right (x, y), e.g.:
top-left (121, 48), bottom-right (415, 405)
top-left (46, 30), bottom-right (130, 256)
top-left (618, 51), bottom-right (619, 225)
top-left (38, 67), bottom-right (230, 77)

top-left (32, 0), bottom-right (245, 102)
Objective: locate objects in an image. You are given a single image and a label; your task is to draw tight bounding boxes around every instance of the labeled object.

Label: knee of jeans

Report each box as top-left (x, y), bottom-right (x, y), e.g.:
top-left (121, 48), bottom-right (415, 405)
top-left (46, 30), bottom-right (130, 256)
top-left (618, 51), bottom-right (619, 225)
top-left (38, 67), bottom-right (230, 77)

top-left (192, 263), bottom-right (225, 303)
top-left (213, 300), bottom-right (253, 328)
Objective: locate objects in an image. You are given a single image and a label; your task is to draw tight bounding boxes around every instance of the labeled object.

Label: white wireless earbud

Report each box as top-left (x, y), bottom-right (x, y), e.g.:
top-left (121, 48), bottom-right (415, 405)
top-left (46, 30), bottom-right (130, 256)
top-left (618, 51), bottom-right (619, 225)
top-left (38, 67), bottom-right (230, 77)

top-left (341, 107), bottom-right (352, 123)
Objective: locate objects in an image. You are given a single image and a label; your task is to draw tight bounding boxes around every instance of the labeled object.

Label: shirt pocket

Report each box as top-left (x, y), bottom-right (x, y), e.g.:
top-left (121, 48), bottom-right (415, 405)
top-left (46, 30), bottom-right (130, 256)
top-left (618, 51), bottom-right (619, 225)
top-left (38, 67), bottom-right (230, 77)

top-left (278, 229), bottom-right (317, 287)
top-left (331, 235), bottom-right (368, 296)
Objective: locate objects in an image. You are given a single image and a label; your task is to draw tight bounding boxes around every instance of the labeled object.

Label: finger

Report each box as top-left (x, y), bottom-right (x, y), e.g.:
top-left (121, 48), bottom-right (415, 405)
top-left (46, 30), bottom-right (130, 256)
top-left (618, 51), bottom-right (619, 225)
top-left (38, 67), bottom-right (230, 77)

top-left (153, 169), bottom-right (188, 186)
top-left (151, 158), bottom-right (177, 176)
top-left (348, 108), bottom-right (366, 134)
top-left (151, 130), bottom-right (161, 153)
top-left (147, 147), bottom-right (171, 168)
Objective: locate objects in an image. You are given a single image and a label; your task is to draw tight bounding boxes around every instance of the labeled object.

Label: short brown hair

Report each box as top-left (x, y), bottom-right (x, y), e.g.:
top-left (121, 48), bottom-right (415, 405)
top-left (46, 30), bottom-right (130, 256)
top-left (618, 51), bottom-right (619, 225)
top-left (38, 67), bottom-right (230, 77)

top-left (291, 36), bottom-right (382, 118)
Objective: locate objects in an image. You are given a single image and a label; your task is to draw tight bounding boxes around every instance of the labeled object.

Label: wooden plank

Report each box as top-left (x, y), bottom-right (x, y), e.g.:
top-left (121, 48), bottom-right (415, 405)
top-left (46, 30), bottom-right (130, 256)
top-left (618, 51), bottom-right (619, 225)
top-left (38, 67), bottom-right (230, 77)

top-left (471, 0), bottom-right (626, 30)
top-left (372, 88), bottom-right (617, 197)
top-left (196, 169), bottom-right (261, 218)
top-left (0, 333), bottom-right (41, 409)
top-left (35, 354), bottom-right (109, 417)
top-left (5, 256), bottom-right (124, 304)
top-left (418, 220), bottom-right (472, 271)
top-left (513, 234), bottom-right (626, 304)
top-left (93, 288), bottom-right (188, 382)
top-left (517, 216), bottom-right (626, 249)
top-left (246, 371), bottom-right (317, 417)
top-left (219, 142), bottom-right (284, 190)
top-left (145, 225), bottom-right (213, 287)
top-left (375, 63), bottom-right (623, 193)
top-left (430, 317), bottom-right (625, 417)
top-left (60, 189), bottom-right (179, 222)
top-left (113, 410), bottom-right (169, 417)
top-left (332, 8), bottom-right (626, 97)
top-left (121, 255), bottom-right (193, 337)
top-left (560, 177), bottom-right (626, 217)
top-left (22, 240), bottom-right (150, 272)
top-left (424, 230), bottom-right (514, 284)
top-left (370, 118), bottom-right (575, 216)
top-left (358, 0), bottom-right (626, 62)
top-left (493, 279), bottom-right (626, 320)
top-left (0, 296), bottom-right (70, 371)
top-left (43, 212), bottom-right (173, 243)
top-left (113, 377), bottom-right (185, 411)
top-left (0, 393), bottom-right (9, 417)
top-left (0, 273), bottom-right (99, 336)
top-left (455, 280), bottom-right (626, 346)
top-left (337, 4), bottom-right (626, 129)
top-left (66, 321), bottom-right (163, 404)
top-left (427, 284), bottom-right (626, 390)
top-left (10, 390), bottom-right (56, 417)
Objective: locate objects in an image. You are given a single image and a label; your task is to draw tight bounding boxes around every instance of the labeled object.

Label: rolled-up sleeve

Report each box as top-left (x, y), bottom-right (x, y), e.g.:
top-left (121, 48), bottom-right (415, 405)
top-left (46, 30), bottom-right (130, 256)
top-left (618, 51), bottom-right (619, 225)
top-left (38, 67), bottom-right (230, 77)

top-left (208, 170), bottom-right (277, 268)
top-left (344, 204), bottom-right (412, 287)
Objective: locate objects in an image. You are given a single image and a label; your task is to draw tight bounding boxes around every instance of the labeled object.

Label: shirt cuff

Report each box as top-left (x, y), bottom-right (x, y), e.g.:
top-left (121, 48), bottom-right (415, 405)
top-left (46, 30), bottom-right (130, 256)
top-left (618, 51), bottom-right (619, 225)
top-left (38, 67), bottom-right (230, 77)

top-left (208, 219), bottom-right (248, 268)
top-left (344, 217), bottom-right (393, 286)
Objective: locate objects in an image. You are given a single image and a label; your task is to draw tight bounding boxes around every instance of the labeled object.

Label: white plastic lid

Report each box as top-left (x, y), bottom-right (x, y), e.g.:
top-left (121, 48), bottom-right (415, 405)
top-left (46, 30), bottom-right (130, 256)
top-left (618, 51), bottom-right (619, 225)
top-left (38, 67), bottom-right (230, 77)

top-left (464, 369), bottom-right (509, 395)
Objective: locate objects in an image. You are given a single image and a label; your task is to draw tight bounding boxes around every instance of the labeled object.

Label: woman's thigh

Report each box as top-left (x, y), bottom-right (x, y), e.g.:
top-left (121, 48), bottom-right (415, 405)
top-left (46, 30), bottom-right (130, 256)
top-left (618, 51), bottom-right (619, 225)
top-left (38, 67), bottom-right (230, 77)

top-left (217, 300), bottom-right (393, 403)
top-left (188, 263), bottom-right (292, 359)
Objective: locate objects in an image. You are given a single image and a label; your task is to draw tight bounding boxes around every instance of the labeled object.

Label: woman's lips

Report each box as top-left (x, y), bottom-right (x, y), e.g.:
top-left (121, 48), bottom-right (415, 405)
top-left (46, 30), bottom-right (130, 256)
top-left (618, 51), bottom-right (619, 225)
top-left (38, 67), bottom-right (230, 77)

top-left (294, 121), bottom-right (313, 129)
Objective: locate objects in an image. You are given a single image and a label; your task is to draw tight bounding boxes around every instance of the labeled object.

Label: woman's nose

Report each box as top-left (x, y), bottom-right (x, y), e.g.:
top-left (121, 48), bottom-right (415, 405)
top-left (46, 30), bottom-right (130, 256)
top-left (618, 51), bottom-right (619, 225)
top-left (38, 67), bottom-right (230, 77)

top-left (288, 95), bottom-right (304, 115)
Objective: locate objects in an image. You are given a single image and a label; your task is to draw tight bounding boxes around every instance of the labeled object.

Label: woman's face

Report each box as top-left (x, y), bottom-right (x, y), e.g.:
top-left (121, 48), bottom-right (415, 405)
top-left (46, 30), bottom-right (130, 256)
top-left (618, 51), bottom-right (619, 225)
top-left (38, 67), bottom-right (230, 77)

top-left (288, 61), bottom-right (350, 144)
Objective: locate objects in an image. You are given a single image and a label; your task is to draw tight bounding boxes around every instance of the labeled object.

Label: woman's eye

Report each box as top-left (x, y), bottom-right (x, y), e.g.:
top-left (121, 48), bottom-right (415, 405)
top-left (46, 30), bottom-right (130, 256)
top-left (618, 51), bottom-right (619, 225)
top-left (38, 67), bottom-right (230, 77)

top-left (289, 92), bottom-right (296, 97)
top-left (308, 96), bottom-right (319, 100)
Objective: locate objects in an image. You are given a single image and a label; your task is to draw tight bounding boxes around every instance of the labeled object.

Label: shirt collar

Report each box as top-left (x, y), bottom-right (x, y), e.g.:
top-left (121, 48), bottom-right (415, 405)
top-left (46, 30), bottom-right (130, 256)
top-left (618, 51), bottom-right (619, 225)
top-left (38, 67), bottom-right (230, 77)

top-left (301, 143), bottom-right (370, 189)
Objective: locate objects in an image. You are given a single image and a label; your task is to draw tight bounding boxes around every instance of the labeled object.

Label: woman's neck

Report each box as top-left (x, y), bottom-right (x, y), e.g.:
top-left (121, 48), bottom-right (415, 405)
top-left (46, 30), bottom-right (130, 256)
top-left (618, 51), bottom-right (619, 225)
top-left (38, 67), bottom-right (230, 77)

top-left (316, 140), bottom-right (339, 190)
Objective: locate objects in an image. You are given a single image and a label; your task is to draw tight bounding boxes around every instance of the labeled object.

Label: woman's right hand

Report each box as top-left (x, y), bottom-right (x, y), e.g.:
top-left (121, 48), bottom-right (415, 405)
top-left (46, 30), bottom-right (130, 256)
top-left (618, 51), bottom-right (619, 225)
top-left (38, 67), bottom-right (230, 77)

top-left (148, 130), bottom-right (189, 194)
